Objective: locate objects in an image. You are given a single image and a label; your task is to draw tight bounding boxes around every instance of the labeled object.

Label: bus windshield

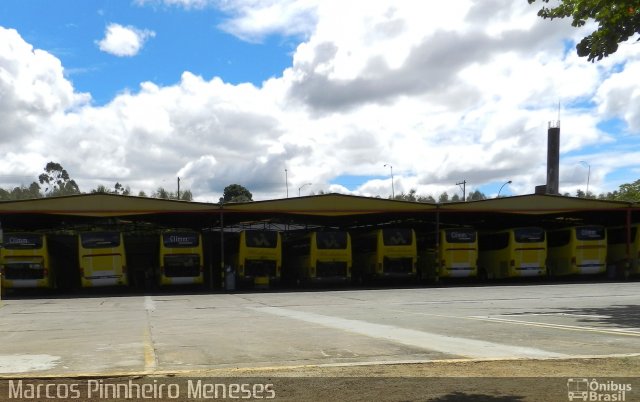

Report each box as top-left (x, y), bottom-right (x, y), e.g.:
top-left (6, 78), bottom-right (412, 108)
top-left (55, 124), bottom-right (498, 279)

top-left (163, 232), bottom-right (199, 248)
top-left (245, 231), bottom-right (278, 248)
top-left (445, 229), bottom-right (476, 243)
top-left (81, 232), bottom-right (120, 248)
top-left (316, 232), bottom-right (347, 249)
top-left (514, 228), bottom-right (544, 243)
top-left (4, 234), bottom-right (43, 249)
top-left (382, 229), bottom-right (413, 246)
top-left (576, 226), bottom-right (605, 241)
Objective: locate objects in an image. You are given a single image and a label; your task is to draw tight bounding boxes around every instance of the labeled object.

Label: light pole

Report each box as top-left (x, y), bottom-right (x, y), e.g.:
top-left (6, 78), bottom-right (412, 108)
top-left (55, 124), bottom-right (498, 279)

top-left (285, 169), bottom-right (289, 198)
top-left (298, 183), bottom-right (312, 196)
top-left (384, 164), bottom-right (394, 199)
top-left (497, 180), bottom-right (512, 198)
top-left (579, 161), bottom-right (590, 197)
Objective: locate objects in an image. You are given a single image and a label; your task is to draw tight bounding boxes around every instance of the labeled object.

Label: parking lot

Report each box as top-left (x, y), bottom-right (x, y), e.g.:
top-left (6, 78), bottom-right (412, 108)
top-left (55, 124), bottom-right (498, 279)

top-left (1, 281), bottom-right (638, 377)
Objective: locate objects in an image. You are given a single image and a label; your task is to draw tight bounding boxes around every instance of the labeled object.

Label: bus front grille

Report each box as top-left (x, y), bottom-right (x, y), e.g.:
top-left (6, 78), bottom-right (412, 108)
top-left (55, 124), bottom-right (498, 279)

top-left (4, 265), bottom-right (45, 280)
top-left (164, 265), bottom-right (200, 277)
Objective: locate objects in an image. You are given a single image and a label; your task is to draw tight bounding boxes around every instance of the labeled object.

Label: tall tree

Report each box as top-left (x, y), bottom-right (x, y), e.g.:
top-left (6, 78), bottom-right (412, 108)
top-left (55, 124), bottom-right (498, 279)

top-left (529, 0), bottom-right (640, 61)
top-left (223, 184), bottom-right (253, 203)
top-left (38, 162), bottom-right (80, 196)
top-left (613, 178), bottom-right (640, 201)
top-left (468, 190), bottom-right (487, 201)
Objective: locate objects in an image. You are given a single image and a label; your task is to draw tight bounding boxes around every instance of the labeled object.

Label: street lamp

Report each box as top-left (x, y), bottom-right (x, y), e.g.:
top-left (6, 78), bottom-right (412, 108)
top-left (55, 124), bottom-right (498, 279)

top-left (497, 180), bottom-right (512, 198)
top-left (285, 169), bottom-right (289, 198)
top-left (298, 183), bottom-right (312, 196)
top-left (579, 161), bottom-right (590, 196)
top-left (384, 164), bottom-right (394, 199)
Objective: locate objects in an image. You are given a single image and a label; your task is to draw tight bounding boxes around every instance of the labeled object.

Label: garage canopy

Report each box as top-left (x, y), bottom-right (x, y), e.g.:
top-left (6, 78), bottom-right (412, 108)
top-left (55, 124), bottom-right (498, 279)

top-left (439, 194), bottom-right (630, 214)
top-left (0, 192), bottom-right (635, 230)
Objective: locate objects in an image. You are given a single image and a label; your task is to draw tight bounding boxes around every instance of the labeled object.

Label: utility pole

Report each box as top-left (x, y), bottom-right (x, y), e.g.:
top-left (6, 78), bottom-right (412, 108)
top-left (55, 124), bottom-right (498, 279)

top-left (384, 164), bottom-right (395, 199)
top-left (456, 180), bottom-right (466, 201)
top-left (177, 177), bottom-right (180, 200)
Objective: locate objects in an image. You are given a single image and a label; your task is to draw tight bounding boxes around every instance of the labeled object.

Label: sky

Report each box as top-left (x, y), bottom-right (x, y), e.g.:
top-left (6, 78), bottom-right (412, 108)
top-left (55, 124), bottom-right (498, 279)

top-left (0, 0), bottom-right (639, 202)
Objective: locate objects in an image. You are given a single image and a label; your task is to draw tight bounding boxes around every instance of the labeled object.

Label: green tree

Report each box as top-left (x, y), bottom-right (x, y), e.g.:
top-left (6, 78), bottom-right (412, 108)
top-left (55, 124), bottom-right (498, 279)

top-left (151, 187), bottom-right (193, 200)
top-left (529, 0), bottom-right (640, 61)
top-left (393, 189), bottom-right (418, 202)
top-left (91, 185), bottom-right (110, 194)
top-left (114, 182), bottom-right (130, 195)
top-left (223, 184), bottom-right (253, 203)
top-left (38, 162), bottom-right (80, 196)
top-left (91, 183), bottom-right (131, 195)
top-left (468, 190), bottom-right (487, 201)
top-left (154, 187), bottom-right (170, 199)
top-left (0, 182), bottom-right (42, 200)
top-left (613, 178), bottom-right (640, 201)
top-left (179, 190), bottom-right (193, 201)
top-left (438, 192), bottom-right (450, 203)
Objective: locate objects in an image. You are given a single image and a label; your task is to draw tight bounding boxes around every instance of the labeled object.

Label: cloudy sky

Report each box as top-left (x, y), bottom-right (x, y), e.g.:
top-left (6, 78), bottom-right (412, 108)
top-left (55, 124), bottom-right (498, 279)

top-left (0, 0), bottom-right (638, 202)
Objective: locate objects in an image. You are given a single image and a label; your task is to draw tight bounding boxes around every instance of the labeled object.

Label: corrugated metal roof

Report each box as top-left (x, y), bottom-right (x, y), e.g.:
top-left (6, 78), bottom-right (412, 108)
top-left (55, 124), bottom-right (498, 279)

top-left (222, 193), bottom-right (437, 216)
top-left (0, 193), bottom-right (633, 220)
top-left (439, 194), bottom-right (631, 214)
top-left (0, 193), bottom-right (218, 217)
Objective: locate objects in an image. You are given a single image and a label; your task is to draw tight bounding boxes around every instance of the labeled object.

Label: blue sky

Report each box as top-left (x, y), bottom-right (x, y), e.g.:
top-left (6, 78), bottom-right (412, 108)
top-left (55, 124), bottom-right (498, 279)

top-left (0, 1), bottom-right (638, 201)
top-left (0, 1), bottom-right (295, 104)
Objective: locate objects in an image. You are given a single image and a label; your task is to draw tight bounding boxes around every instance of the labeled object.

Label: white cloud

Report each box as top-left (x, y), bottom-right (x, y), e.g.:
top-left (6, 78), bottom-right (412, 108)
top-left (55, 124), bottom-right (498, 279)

top-left (2, 2), bottom-right (640, 201)
top-left (0, 27), bottom-right (89, 185)
top-left (596, 60), bottom-right (640, 133)
top-left (216, 0), bottom-right (319, 42)
top-left (96, 23), bottom-right (156, 57)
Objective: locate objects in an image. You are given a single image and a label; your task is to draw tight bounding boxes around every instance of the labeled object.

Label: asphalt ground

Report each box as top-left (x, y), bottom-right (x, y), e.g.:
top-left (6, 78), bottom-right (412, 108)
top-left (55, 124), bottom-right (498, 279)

top-left (0, 281), bottom-right (638, 400)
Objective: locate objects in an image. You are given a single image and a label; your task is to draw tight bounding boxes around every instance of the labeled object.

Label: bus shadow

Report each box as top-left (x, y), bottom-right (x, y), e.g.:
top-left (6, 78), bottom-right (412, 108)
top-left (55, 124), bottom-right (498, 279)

top-left (503, 304), bottom-right (640, 329)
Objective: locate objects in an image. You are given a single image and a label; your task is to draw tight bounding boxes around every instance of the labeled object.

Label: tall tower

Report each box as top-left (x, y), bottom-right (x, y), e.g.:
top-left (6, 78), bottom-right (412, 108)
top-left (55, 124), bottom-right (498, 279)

top-left (546, 120), bottom-right (560, 195)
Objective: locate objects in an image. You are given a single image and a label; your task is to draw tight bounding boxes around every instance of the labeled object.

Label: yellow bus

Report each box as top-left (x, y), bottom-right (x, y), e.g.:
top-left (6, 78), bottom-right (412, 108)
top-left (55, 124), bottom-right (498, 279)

top-left (232, 230), bottom-right (282, 288)
top-left (78, 231), bottom-right (128, 287)
top-left (284, 231), bottom-right (352, 285)
top-left (353, 228), bottom-right (417, 281)
top-left (421, 228), bottom-right (478, 281)
top-left (158, 230), bottom-right (204, 286)
top-left (1, 232), bottom-right (54, 289)
top-left (547, 225), bottom-right (607, 276)
top-left (478, 227), bottom-right (547, 279)
top-left (607, 224), bottom-right (640, 279)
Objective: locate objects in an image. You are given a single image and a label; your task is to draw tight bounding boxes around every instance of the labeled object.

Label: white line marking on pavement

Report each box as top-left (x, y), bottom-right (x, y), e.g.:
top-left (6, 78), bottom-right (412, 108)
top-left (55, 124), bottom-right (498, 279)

top-left (144, 296), bottom-right (156, 312)
top-left (0, 355), bottom-right (60, 374)
top-left (251, 306), bottom-right (566, 359)
top-left (143, 296), bottom-right (157, 372)
top-left (467, 316), bottom-right (640, 337)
